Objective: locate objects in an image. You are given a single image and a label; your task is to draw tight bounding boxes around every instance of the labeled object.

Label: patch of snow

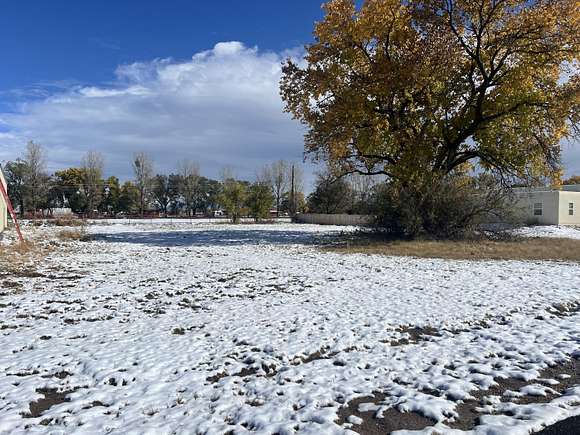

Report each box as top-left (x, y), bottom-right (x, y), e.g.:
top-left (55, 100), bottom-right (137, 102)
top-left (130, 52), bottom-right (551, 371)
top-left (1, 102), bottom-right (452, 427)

top-left (347, 415), bottom-right (363, 425)
top-left (520, 384), bottom-right (558, 397)
top-left (514, 225), bottom-right (580, 240)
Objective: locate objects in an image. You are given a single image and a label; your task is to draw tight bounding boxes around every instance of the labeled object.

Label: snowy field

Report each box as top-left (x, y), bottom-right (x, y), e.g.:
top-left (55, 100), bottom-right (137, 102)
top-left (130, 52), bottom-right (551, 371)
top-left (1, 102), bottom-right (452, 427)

top-left (1, 222), bottom-right (579, 435)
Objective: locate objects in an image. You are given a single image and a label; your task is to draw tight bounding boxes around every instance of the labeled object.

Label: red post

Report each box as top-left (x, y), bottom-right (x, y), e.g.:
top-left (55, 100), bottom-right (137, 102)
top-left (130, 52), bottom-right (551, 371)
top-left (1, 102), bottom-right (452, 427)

top-left (0, 178), bottom-right (25, 244)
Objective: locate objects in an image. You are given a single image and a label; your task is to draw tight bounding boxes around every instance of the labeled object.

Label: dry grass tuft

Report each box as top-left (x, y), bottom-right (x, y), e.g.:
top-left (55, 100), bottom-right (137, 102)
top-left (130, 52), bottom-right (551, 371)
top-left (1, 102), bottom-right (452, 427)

top-left (0, 224), bottom-right (85, 285)
top-left (326, 236), bottom-right (580, 262)
top-left (56, 228), bottom-right (88, 242)
top-left (51, 216), bottom-right (86, 227)
top-left (52, 218), bottom-right (89, 242)
top-left (6, 240), bottom-right (35, 255)
top-left (0, 241), bottom-right (52, 281)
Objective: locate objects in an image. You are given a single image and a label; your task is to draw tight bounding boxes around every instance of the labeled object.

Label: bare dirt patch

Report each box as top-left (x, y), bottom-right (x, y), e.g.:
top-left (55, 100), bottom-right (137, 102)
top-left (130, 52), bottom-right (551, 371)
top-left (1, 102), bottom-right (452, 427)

top-left (206, 366), bottom-right (261, 383)
top-left (337, 392), bottom-right (437, 434)
top-left (389, 325), bottom-right (442, 346)
top-left (448, 358), bottom-right (580, 431)
top-left (536, 415), bottom-right (580, 434)
top-left (325, 237), bottom-right (580, 262)
top-left (338, 306), bottom-right (580, 435)
top-left (337, 358), bottom-right (580, 434)
top-left (24, 387), bottom-right (78, 418)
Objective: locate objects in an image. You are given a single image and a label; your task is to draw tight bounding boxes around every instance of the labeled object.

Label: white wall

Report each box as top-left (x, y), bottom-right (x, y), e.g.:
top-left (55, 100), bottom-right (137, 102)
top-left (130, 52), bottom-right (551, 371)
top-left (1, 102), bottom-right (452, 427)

top-left (558, 191), bottom-right (580, 225)
top-left (295, 213), bottom-right (374, 226)
top-left (513, 191), bottom-right (560, 225)
top-left (513, 190), bottom-right (580, 225)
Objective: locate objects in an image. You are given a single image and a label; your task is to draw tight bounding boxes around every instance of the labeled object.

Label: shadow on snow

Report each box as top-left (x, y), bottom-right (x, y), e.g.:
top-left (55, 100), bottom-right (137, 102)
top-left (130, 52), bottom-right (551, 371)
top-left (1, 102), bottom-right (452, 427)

top-left (91, 229), bottom-right (340, 248)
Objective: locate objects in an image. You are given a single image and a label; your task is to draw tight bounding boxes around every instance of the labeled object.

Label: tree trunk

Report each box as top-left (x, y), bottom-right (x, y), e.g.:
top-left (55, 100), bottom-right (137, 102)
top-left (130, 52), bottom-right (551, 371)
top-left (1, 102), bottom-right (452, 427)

top-left (140, 190), bottom-right (144, 218)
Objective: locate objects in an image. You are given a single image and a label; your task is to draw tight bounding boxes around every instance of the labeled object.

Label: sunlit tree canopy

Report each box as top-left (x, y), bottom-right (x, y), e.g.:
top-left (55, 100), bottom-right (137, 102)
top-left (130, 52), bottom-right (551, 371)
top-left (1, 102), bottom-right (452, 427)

top-left (281, 0), bottom-right (580, 183)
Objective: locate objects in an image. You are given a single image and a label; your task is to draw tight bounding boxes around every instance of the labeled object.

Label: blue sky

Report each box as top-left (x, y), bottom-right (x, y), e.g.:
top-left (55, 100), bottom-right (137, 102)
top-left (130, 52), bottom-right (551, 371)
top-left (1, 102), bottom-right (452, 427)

top-left (0, 1), bottom-right (323, 103)
top-left (0, 1), bottom-right (578, 184)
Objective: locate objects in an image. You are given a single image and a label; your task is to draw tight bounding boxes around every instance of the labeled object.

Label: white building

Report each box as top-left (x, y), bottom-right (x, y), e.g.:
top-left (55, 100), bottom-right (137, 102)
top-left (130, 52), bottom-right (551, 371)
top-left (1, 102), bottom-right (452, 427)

top-left (51, 208), bottom-right (74, 217)
top-left (513, 185), bottom-right (580, 225)
top-left (0, 166), bottom-right (7, 233)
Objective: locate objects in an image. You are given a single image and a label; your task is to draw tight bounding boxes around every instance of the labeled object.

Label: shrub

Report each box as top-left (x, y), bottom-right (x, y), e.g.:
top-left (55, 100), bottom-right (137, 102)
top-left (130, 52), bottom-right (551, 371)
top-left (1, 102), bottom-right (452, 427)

top-left (56, 230), bottom-right (85, 241)
top-left (307, 172), bottom-right (354, 214)
top-left (247, 182), bottom-right (274, 222)
top-left (52, 216), bottom-right (85, 227)
top-left (371, 174), bottom-right (518, 239)
top-left (57, 223), bottom-right (88, 242)
top-left (219, 180), bottom-right (247, 224)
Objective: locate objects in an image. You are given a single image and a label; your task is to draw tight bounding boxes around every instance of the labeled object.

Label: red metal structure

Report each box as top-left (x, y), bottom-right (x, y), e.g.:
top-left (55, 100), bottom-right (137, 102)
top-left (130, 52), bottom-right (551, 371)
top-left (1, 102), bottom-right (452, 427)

top-left (0, 167), bottom-right (25, 243)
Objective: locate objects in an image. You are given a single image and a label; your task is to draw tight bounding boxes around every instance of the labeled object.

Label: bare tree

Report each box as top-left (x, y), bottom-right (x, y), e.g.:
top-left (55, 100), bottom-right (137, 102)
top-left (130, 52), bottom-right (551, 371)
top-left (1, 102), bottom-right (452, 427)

top-left (23, 141), bottom-right (48, 218)
top-left (220, 166), bottom-right (235, 183)
top-left (256, 165), bottom-right (272, 185)
top-left (132, 152), bottom-right (154, 217)
top-left (81, 150), bottom-right (104, 217)
top-left (151, 174), bottom-right (172, 216)
top-left (269, 160), bottom-right (288, 216)
top-left (177, 160), bottom-right (200, 216)
top-left (347, 173), bottom-right (377, 211)
top-left (287, 163), bottom-right (304, 216)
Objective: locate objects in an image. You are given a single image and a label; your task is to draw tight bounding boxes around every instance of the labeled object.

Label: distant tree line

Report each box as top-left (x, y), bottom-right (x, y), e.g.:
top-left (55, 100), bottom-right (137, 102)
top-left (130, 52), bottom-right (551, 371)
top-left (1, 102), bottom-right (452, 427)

top-left (5, 142), bottom-right (578, 231)
top-left (1, 142), bottom-right (306, 222)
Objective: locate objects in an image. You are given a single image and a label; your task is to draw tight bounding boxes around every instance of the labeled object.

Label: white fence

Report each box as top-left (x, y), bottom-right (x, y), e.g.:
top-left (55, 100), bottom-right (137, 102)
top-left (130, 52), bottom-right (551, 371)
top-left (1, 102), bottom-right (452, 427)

top-left (294, 213), bottom-right (374, 226)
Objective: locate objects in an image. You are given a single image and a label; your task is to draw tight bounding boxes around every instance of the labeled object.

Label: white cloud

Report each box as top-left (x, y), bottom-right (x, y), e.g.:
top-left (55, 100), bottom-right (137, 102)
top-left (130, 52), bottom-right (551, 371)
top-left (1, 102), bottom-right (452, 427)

top-left (0, 42), bottom-right (311, 182)
top-left (0, 41), bottom-right (578, 186)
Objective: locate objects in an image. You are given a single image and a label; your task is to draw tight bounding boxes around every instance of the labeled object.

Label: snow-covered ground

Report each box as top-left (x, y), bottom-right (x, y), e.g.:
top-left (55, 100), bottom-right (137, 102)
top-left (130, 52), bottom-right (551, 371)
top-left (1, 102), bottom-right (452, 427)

top-left (514, 225), bottom-right (580, 240)
top-left (0, 222), bottom-right (579, 435)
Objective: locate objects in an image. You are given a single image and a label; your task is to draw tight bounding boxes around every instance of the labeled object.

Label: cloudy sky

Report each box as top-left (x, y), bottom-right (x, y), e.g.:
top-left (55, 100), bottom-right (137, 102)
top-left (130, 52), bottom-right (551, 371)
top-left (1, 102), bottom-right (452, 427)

top-left (0, 41), bottom-right (311, 182)
top-left (0, 1), bottom-right (578, 186)
top-left (0, 1), bottom-right (326, 185)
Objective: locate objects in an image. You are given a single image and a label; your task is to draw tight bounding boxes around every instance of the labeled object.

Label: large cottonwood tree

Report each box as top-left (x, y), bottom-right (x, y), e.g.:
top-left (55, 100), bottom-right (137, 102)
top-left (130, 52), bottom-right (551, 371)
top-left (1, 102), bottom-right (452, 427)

top-left (281, 0), bottom-right (579, 184)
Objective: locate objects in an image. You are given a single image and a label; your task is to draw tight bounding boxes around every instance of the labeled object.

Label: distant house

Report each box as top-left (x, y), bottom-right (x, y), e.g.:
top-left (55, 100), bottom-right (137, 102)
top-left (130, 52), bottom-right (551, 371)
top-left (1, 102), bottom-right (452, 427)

top-left (50, 208), bottom-right (74, 217)
top-left (0, 166), bottom-right (7, 233)
top-left (513, 185), bottom-right (580, 225)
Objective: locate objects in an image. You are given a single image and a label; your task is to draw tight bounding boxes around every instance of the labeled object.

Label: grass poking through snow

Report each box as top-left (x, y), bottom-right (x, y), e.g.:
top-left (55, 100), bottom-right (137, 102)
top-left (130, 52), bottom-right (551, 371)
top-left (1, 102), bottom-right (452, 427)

top-left (326, 236), bottom-right (580, 262)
